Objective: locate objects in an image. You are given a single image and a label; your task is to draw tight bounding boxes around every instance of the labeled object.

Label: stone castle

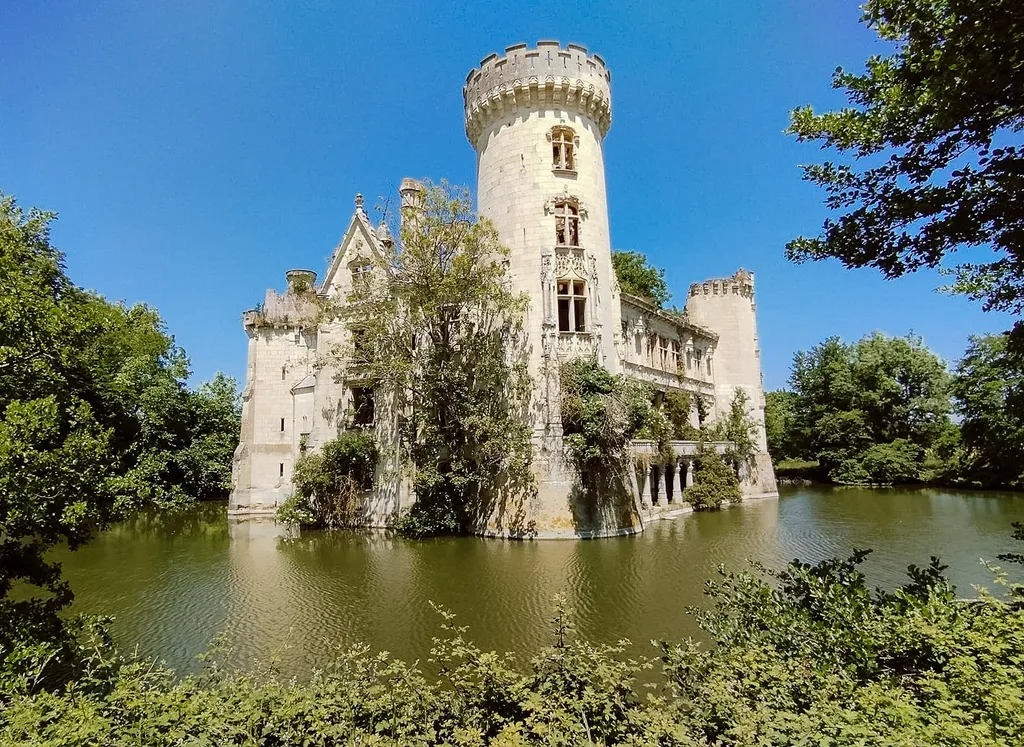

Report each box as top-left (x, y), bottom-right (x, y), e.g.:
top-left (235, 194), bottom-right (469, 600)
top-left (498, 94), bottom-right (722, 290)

top-left (229, 41), bottom-right (777, 537)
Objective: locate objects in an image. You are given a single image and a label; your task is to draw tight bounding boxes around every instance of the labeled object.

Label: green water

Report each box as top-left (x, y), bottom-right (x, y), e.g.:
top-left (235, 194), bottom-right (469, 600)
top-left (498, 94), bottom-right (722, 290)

top-left (53, 485), bottom-right (1024, 677)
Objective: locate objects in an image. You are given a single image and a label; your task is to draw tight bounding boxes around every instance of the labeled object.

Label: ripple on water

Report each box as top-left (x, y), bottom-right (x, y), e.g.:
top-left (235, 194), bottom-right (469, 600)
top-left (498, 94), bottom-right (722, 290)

top-left (52, 488), bottom-right (1024, 678)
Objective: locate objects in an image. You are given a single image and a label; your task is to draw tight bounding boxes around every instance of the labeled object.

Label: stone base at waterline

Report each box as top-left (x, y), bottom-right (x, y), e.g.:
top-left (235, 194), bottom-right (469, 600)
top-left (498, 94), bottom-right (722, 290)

top-left (640, 489), bottom-right (779, 524)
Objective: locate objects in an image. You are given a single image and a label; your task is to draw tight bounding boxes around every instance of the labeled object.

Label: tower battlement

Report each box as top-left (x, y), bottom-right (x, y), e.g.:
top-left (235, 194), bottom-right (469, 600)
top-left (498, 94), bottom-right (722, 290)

top-left (463, 41), bottom-right (613, 147)
top-left (688, 270), bottom-right (755, 302)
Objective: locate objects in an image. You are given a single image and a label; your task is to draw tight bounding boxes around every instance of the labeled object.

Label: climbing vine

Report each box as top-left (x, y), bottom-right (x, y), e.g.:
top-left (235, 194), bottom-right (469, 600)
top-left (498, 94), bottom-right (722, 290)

top-left (559, 358), bottom-right (658, 476)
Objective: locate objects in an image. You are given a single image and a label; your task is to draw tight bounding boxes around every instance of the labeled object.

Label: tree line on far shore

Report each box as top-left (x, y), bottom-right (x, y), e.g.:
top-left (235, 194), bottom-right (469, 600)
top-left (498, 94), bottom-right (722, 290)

top-left (766, 331), bottom-right (1024, 489)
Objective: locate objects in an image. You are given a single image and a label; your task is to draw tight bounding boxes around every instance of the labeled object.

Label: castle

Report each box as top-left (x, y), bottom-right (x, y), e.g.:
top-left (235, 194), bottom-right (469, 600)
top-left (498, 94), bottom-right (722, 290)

top-left (229, 42), bottom-right (777, 537)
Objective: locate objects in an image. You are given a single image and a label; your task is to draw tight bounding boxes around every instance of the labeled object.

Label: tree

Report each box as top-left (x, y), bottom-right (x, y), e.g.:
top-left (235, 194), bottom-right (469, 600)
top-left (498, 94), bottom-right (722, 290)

top-left (951, 333), bottom-right (1024, 488)
top-left (788, 1), bottom-right (1024, 326)
top-left (178, 373), bottom-right (242, 497)
top-left (0, 194), bottom-right (125, 673)
top-left (280, 431), bottom-right (378, 529)
top-left (339, 181), bottom-right (533, 536)
top-left (788, 332), bottom-right (952, 483)
top-left (684, 451), bottom-right (741, 510)
top-left (0, 192), bottom-right (239, 680)
top-left (611, 250), bottom-right (670, 307)
top-left (764, 389), bottom-right (798, 460)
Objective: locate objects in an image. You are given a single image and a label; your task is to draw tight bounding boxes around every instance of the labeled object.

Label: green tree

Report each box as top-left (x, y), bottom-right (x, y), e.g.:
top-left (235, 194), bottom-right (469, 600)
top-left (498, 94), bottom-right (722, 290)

top-left (340, 181), bottom-right (533, 536)
top-left (280, 431), bottom-right (378, 529)
top-left (684, 451), bottom-right (741, 510)
top-left (952, 333), bottom-right (1024, 488)
top-left (788, 0), bottom-right (1024, 327)
top-left (764, 389), bottom-right (797, 460)
top-left (559, 357), bottom-right (657, 473)
top-left (0, 194), bottom-right (126, 675)
top-left (788, 332), bottom-right (951, 483)
top-left (178, 373), bottom-right (241, 497)
top-left (611, 250), bottom-right (670, 307)
top-left (0, 192), bottom-right (239, 680)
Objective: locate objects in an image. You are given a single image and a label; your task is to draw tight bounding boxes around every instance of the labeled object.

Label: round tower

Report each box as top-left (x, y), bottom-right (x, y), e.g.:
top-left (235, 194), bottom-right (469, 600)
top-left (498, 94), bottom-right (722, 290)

top-left (685, 270), bottom-right (778, 498)
top-left (464, 41), bottom-right (621, 401)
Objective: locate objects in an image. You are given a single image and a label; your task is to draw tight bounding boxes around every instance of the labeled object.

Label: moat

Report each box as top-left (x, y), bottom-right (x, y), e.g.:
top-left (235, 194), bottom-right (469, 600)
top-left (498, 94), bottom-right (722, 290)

top-left (55, 485), bottom-right (1024, 678)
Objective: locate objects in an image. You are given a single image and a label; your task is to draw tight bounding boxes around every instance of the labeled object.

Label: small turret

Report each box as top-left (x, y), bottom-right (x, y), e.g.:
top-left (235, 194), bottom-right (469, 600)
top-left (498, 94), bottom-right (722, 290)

top-left (285, 269), bottom-right (317, 294)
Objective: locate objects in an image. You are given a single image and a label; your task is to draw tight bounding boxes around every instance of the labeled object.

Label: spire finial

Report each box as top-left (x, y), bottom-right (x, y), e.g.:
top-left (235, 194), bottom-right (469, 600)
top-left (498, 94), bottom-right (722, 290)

top-left (355, 193), bottom-right (365, 214)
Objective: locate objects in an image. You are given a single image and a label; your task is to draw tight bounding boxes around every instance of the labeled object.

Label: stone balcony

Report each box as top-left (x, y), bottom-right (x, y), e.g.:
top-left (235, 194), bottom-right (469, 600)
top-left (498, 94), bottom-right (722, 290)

top-left (629, 439), bottom-right (734, 509)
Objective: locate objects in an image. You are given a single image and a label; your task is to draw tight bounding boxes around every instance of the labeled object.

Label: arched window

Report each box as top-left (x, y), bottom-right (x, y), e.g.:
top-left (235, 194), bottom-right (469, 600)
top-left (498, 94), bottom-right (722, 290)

top-left (557, 279), bottom-right (587, 333)
top-left (553, 201), bottom-right (580, 247)
top-left (551, 127), bottom-right (576, 172)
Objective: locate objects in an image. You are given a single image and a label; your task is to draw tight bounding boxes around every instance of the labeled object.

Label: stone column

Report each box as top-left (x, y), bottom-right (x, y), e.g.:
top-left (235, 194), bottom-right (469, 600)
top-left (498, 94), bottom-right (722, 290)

top-left (656, 464), bottom-right (668, 507)
top-left (671, 459), bottom-right (682, 502)
top-left (685, 458), bottom-right (695, 488)
top-left (640, 462), bottom-right (653, 507)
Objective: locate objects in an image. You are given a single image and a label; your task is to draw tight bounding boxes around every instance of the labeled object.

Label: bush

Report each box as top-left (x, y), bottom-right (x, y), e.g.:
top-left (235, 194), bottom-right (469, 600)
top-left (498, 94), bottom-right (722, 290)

top-left (559, 358), bottom-right (655, 472)
top-left (774, 458), bottom-right (826, 482)
top-left (388, 490), bottom-right (462, 538)
top-left (830, 439), bottom-right (923, 485)
top-left (684, 451), bottom-right (741, 510)
top-left (277, 431), bottom-right (378, 529)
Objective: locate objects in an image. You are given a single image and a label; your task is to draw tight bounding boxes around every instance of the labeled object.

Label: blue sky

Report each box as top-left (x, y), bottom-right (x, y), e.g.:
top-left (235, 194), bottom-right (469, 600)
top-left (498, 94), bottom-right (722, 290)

top-left (1, 1), bottom-right (1013, 390)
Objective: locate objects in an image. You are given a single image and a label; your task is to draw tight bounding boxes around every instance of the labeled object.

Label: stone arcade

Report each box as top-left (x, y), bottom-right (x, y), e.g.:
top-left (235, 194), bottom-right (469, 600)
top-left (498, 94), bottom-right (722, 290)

top-left (229, 42), bottom-right (778, 537)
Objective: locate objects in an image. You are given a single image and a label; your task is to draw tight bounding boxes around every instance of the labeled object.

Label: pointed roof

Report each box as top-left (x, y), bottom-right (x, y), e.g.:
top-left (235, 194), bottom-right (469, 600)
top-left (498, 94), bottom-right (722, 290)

top-left (320, 194), bottom-right (388, 294)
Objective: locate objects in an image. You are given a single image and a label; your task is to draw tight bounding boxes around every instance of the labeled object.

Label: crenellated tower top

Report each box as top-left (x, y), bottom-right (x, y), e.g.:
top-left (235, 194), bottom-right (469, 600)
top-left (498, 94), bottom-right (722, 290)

top-left (688, 270), bottom-right (755, 301)
top-left (463, 41), bottom-right (613, 148)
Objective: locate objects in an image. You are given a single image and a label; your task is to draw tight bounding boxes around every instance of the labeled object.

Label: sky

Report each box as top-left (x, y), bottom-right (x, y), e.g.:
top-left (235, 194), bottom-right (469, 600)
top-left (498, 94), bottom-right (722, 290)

top-left (1, 0), bottom-right (1014, 391)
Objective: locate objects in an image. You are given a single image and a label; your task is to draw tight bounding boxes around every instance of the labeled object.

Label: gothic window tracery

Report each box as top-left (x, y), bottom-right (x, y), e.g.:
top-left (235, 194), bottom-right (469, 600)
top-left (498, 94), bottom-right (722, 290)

top-left (553, 201), bottom-right (580, 247)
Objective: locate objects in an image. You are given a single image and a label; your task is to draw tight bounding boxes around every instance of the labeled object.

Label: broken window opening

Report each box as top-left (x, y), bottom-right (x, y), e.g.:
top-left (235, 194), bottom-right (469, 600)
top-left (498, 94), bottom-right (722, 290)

top-left (551, 127), bottom-right (576, 171)
top-left (351, 386), bottom-right (376, 427)
top-left (553, 201), bottom-right (580, 247)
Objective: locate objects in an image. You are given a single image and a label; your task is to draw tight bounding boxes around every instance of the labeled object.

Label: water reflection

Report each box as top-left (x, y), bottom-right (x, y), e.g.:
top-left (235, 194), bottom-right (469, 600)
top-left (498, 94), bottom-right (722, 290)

top-left (53, 487), bottom-right (1024, 678)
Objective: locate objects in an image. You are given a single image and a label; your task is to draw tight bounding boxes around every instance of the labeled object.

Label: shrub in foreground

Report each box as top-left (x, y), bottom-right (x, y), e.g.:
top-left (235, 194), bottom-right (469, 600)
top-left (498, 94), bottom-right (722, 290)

top-left (3, 546), bottom-right (1022, 746)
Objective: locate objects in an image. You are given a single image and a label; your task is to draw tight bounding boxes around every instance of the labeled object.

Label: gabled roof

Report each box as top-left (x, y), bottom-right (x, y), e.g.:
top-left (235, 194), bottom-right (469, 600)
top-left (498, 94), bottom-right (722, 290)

top-left (319, 202), bottom-right (388, 295)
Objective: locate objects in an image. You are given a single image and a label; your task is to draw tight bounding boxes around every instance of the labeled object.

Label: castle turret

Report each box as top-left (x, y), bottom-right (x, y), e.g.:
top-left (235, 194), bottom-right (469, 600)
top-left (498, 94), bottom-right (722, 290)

top-left (463, 42), bottom-right (633, 535)
top-left (464, 40), bottom-right (621, 400)
top-left (686, 270), bottom-right (778, 497)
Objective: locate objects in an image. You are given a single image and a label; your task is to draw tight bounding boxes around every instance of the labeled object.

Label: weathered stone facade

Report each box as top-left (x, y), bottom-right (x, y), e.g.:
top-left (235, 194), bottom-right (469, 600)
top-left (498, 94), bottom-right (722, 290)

top-left (229, 42), bottom-right (777, 535)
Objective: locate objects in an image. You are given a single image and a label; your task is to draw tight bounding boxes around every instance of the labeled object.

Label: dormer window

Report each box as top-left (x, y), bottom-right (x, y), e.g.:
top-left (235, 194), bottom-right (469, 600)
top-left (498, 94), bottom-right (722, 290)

top-left (553, 201), bottom-right (580, 247)
top-left (557, 279), bottom-right (587, 333)
top-left (551, 127), bottom-right (576, 172)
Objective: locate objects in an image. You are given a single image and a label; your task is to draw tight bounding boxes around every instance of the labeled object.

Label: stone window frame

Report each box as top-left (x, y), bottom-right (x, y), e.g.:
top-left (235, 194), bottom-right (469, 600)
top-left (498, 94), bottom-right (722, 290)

top-left (348, 325), bottom-right (371, 363)
top-left (348, 256), bottom-right (373, 286)
top-left (547, 126), bottom-right (579, 174)
top-left (658, 336), bottom-right (671, 369)
top-left (556, 278), bottom-right (588, 334)
top-left (551, 199), bottom-right (582, 248)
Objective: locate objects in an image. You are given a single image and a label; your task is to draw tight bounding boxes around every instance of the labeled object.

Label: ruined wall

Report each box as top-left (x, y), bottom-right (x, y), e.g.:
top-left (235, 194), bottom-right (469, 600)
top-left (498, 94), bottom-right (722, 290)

top-left (228, 274), bottom-right (320, 513)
